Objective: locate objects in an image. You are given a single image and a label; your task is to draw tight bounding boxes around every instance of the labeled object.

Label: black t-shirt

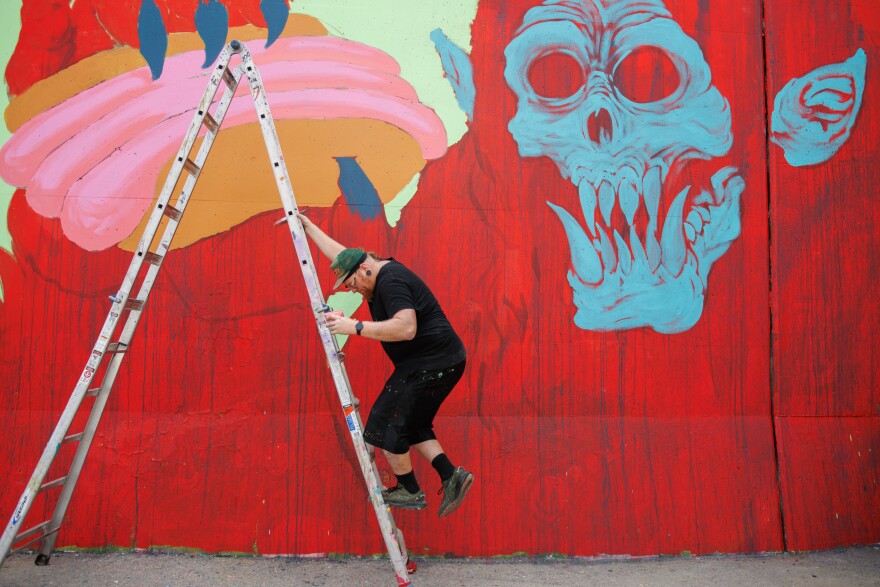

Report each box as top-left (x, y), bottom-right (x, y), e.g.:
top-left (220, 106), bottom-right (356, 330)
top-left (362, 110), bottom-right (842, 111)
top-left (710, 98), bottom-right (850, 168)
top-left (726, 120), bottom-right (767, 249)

top-left (367, 259), bottom-right (466, 371)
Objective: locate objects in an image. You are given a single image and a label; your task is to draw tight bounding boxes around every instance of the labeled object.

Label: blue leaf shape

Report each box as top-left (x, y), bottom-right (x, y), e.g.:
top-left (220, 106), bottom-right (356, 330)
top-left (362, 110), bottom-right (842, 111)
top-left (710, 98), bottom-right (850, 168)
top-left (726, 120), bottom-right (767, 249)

top-left (336, 157), bottom-right (383, 220)
top-left (260, 0), bottom-right (289, 48)
top-left (138, 0), bottom-right (168, 81)
top-left (430, 28), bottom-right (476, 122)
top-left (771, 49), bottom-right (867, 166)
top-left (195, 0), bottom-right (229, 68)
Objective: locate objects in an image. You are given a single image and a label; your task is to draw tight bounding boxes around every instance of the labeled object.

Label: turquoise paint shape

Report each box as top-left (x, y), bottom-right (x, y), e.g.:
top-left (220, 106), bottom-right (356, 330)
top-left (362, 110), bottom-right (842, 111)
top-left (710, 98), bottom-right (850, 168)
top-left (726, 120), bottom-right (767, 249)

top-left (430, 28), bottom-right (475, 122)
top-left (771, 49), bottom-right (867, 167)
top-left (336, 157), bottom-right (382, 221)
top-left (504, 1), bottom-right (737, 334)
top-left (195, 0), bottom-right (229, 68)
top-left (138, 0), bottom-right (168, 80)
top-left (260, 0), bottom-right (289, 48)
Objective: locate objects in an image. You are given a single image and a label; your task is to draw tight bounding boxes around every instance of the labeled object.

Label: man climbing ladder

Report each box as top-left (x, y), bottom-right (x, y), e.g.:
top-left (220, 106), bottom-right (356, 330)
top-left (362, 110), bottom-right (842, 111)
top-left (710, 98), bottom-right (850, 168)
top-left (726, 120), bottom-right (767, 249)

top-left (0, 40), bottom-right (415, 587)
top-left (297, 214), bottom-right (475, 517)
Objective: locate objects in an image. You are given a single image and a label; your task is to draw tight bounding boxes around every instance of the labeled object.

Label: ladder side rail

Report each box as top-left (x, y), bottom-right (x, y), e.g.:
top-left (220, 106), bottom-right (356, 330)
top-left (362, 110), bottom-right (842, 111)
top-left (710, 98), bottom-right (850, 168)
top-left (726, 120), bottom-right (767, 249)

top-left (346, 387), bottom-right (410, 560)
top-left (119, 62), bottom-right (245, 316)
top-left (0, 344), bottom-right (110, 561)
top-left (236, 50), bottom-right (325, 311)
top-left (33, 59), bottom-right (247, 564)
top-left (112, 45), bottom-right (239, 312)
top-left (33, 361), bottom-right (119, 561)
top-left (238, 46), bottom-right (412, 587)
top-left (0, 47), bottom-right (243, 567)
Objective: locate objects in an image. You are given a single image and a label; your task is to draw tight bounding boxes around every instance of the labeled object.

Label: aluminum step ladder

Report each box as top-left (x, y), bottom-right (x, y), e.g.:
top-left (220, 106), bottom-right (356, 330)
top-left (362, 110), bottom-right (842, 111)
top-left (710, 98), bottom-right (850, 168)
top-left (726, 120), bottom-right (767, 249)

top-left (0, 40), bottom-right (415, 587)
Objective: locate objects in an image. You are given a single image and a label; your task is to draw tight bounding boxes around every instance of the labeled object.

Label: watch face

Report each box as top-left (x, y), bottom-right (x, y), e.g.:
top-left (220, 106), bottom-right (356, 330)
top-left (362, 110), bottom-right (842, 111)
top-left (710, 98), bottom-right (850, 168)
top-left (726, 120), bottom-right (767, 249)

top-left (356, 321), bottom-right (363, 334)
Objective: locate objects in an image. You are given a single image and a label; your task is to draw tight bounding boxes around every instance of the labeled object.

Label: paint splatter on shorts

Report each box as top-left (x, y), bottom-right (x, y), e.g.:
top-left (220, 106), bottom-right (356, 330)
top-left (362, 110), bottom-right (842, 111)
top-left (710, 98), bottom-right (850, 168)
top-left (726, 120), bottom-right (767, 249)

top-left (363, 359), bottom-right (466, 455)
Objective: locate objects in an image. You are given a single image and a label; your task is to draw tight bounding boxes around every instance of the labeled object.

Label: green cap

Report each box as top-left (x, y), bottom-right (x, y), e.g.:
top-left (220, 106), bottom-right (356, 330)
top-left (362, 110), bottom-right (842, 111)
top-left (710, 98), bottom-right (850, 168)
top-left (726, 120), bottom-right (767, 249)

top-left (331, 248), bottom-right (367, 289)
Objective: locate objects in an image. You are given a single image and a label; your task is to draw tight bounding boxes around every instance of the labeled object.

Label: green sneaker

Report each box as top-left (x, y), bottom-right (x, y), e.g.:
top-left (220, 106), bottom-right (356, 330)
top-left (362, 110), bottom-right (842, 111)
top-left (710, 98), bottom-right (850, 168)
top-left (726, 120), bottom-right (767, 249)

top-left (437, 466), bottom-right (474, 517)
top-left (382, 485), bottom-right (427, 510)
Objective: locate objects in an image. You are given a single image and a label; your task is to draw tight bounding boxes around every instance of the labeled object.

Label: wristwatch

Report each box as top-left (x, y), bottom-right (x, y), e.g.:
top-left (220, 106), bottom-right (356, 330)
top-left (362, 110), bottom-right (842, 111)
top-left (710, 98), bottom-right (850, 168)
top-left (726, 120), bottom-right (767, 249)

top-left (355, 321), bottom-right (364, 336)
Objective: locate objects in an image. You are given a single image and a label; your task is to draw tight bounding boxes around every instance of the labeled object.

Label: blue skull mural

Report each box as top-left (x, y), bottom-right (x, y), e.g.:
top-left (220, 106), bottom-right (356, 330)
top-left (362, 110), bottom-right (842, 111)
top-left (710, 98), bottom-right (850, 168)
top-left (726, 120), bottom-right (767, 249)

top-left (504, 0), bottom-right (744, 333)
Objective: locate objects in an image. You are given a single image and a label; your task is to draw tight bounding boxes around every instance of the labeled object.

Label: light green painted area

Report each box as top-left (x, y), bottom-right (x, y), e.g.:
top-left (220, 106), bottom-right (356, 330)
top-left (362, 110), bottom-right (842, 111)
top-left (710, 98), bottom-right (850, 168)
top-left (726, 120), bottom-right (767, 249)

top-left (290, 1), bottom-right (477, 231)
top-left (384, 172), bottom-right (421, 227)
top-left (0, 2), bottom-right (476, 301)
top-left (291, 0), bottom-right (477, 147)
top-left (326, 291), bottom-right (365, 348)
top-left (0, 1), bottom-right (22, 301)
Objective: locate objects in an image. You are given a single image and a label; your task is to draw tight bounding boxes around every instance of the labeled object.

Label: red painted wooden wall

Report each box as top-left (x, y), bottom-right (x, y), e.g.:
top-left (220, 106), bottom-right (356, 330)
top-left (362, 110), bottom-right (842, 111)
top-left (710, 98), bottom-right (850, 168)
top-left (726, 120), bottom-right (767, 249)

top-left (767, 0), bottom-right (880, 551)
top-left (0, 0), bottom-right (876, 558)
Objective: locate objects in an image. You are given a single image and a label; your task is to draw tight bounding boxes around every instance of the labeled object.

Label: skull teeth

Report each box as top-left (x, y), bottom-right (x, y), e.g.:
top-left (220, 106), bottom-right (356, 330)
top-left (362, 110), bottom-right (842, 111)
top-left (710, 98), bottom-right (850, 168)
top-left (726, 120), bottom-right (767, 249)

top-left (558, 164), bottom-right (695, 284)
top-left (619, 180), bottom-right (639, 225)
top-left (579, 182), bottom-right (597, 237)
top-left (643, 166), bottom-right (662, 225)
top-left (598, 180), bottom-right (615, 225)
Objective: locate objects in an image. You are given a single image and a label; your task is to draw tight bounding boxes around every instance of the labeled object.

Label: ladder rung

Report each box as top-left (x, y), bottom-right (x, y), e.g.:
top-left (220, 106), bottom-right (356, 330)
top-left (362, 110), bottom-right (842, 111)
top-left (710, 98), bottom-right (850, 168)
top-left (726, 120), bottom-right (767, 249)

top-left (63, 432), bottom-right (84, 444)
top-left (203, 112), bottom-right (219, 133)
top-left (222, 67), bottom-right (237, 89)
top-left (163, 205), bottom-right (182, 221)
top-left (106, 342), bottom-right (129, 354)
top-left (14, 520), bottom-right (51, 543)
top-left (183, 158), bottom-right (201, 177)
top-left (144, 252), bottom-right (164, 266)
top-left (124, 299), bottom-right (145, 312)
top-left (12, 522), bottom-right (60, 554)
top-left (85, 387), bottom-right (101, 397)
top-left (39, 477), bottom-right (68, 492)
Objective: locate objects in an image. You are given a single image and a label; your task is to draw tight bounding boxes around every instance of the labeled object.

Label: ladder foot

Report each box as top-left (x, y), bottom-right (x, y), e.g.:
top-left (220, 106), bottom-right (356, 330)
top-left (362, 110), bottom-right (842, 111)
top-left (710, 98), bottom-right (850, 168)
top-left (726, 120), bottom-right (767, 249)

top-left (406, 558), bottom-right (417, 574)
top-left (34, 553), bottom-right (50, 566)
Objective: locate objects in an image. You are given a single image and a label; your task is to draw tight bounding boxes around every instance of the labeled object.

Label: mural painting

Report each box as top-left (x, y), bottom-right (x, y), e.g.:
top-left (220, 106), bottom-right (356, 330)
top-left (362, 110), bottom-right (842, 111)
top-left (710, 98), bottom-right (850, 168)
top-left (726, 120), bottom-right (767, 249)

top-left (0, 0), bottom-right (877, 559)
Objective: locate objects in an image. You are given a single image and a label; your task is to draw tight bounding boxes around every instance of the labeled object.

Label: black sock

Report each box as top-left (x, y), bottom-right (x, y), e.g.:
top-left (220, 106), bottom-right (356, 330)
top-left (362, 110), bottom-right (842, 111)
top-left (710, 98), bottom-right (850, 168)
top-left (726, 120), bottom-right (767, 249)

top-left (431, 453), bottom-right (456, 481)
top-left (395, 470), bottom-right (420, 493)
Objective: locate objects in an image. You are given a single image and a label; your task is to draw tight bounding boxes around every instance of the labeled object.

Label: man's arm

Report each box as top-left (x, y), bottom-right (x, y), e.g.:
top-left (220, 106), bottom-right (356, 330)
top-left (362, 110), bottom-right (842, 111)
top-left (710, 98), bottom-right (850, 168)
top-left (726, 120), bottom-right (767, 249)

top-left (297, 212), bottom-right (346, 261)
top-left (326, 309), bottom-right (417, 341)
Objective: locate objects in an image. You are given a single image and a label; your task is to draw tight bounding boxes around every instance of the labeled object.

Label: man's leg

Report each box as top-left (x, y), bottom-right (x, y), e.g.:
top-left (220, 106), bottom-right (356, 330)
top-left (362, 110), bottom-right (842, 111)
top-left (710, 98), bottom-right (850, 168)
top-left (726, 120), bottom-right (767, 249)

top-left (405, 361), bottom-right (473, 516)
top-left (412, 439), bottom-right (444, 463)
top-left (384, 449), bottom-right (414, 475)
top-left (380, 449), bottom-right (427, 510)
top-left (412, 439), bottom-right (454, 481)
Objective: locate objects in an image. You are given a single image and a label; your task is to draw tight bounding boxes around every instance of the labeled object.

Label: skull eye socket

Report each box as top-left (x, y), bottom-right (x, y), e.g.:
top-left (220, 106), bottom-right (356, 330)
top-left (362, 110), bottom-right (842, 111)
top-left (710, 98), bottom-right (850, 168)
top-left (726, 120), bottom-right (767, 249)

top-left (614, 46), bottom-right (680, 103)
top-left (527, 52), bottom-right (586, 100)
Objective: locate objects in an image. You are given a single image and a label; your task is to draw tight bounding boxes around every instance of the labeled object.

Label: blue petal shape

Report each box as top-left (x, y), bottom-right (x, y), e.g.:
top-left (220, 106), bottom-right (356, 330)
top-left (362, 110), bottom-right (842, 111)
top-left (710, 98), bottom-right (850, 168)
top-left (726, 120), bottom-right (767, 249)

top-left (335, 157), bottom-right (382, 220)
top-left (430, 28), bottom-right (476, 122)
top-left (138, 0), bottom-right (168, 81)
top-left (195, 0), bottom-right (229, 69)
top-left (260, 0), bottom-right (289, 48)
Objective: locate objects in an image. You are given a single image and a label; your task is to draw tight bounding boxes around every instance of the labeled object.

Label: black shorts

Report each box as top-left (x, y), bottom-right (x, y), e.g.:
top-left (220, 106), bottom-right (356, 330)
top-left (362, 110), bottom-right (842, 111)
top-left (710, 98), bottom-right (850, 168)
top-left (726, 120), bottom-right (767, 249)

top-left (363, 360), bottom-right (466, 454)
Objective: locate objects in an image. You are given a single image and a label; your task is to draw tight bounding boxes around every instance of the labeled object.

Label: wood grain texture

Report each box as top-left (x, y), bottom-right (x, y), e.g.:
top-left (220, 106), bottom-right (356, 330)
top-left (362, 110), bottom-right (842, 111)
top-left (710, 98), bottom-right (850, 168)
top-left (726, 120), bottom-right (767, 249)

top-left (3, 0), bottom-right (873, 556)
top-left (767, 0), bottom-right (880, 549)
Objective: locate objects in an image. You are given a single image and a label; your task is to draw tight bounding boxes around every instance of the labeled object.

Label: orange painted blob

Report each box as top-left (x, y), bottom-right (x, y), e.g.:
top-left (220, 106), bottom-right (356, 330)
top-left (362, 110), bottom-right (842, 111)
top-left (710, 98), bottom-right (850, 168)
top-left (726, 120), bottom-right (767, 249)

top-left (118, 118), bottom-right (426, 251)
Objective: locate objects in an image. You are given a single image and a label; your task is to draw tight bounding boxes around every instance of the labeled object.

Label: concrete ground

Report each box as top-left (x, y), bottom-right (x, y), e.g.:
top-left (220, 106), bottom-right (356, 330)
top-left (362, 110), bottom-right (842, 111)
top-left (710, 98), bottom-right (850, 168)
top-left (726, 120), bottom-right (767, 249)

top-left (1, 545), bottom-right (878, 587)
